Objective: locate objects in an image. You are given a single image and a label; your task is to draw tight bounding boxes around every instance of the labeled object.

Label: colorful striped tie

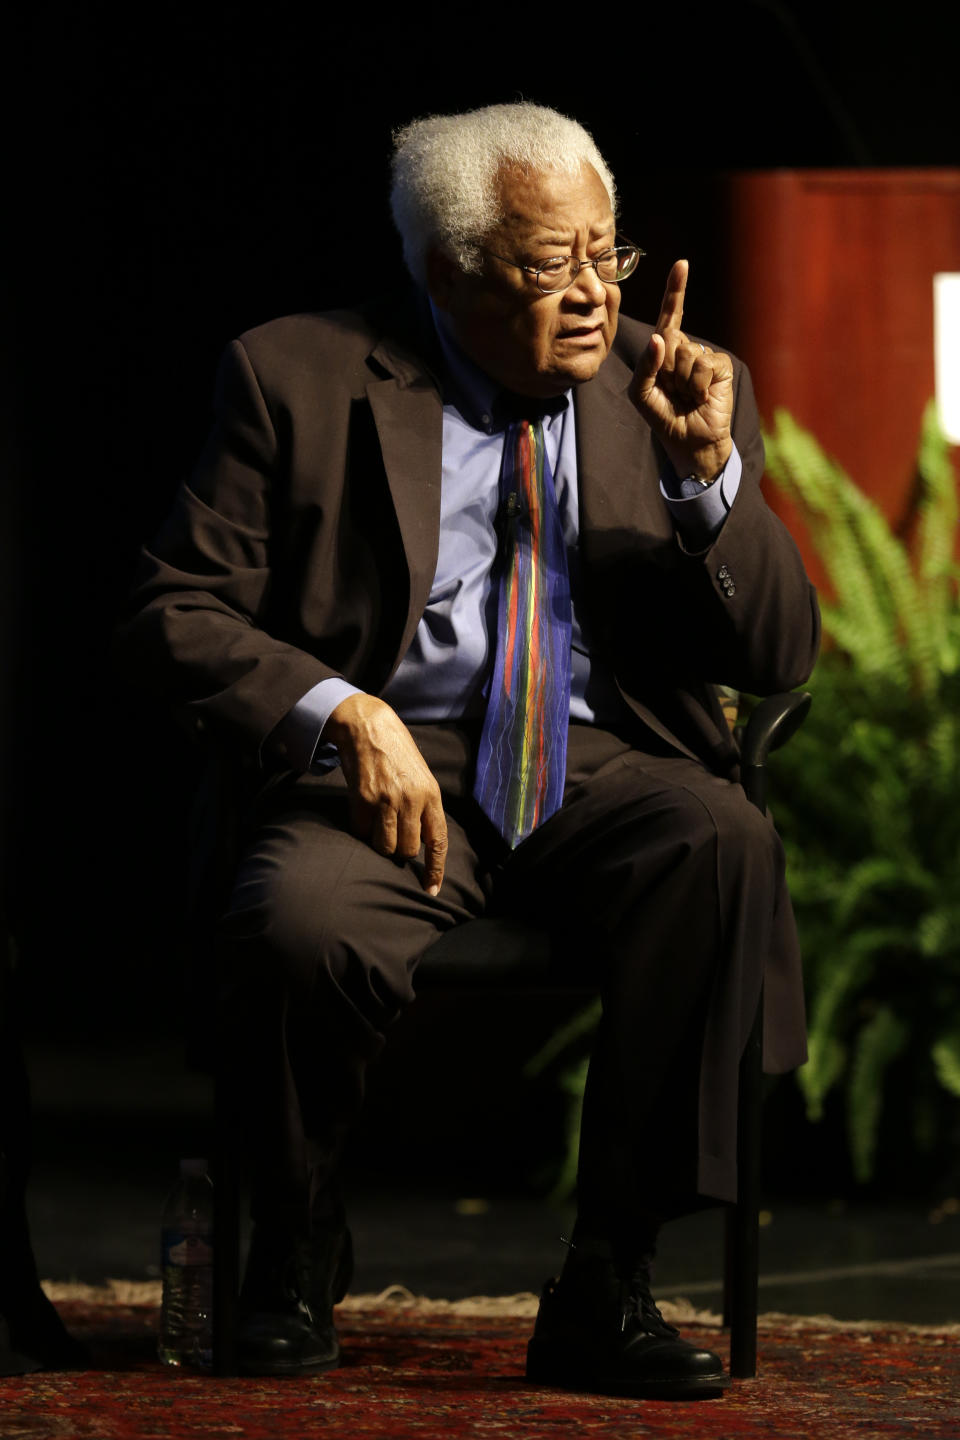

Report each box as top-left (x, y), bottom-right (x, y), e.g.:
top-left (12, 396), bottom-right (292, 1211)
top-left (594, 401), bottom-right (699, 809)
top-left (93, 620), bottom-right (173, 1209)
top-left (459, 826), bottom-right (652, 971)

top-left (473, 417), bottom-right (572, 849)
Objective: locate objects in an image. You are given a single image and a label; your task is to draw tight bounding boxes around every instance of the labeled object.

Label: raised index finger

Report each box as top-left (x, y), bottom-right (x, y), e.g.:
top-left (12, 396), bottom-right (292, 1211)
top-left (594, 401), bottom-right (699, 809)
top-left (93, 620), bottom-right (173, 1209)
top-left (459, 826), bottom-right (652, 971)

top-left (655, 258), bottom-right (689, 336)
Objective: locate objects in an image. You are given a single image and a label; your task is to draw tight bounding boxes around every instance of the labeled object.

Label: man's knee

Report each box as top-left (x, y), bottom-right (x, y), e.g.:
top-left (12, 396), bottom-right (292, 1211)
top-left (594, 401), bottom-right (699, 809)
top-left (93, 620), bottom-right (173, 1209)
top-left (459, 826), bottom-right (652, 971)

top-left (219, 841), bottom-right (423, 1023)
top-left (702, 781), bottom-right (784, 883)
top-left (609, 771), bottom-right (784, 923)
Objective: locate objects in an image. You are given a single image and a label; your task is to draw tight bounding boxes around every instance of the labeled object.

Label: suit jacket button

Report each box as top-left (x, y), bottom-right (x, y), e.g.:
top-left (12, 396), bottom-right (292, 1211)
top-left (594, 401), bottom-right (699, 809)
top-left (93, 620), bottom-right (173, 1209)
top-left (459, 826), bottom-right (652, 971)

top-left (725, 583), bottom-right (736, 596)
top-left (717, 565), bottom-right (729, 580)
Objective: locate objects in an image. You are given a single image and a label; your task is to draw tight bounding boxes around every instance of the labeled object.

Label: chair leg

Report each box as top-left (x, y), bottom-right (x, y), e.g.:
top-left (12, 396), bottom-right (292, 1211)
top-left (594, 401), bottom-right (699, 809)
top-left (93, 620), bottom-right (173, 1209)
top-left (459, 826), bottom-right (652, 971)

top-left (212, 1070), bottom-right (241, 1376)
top-left (726, 993), bottom-right (763, 1379)
top-left (722, 1146), bottom-right (743, 1330)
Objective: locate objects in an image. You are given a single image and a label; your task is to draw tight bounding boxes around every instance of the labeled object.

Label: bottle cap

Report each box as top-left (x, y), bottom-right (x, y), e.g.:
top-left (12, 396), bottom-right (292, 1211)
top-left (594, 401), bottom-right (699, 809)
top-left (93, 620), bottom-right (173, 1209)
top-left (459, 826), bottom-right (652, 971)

top-left (179, 1158), bottom-right (208, 1177)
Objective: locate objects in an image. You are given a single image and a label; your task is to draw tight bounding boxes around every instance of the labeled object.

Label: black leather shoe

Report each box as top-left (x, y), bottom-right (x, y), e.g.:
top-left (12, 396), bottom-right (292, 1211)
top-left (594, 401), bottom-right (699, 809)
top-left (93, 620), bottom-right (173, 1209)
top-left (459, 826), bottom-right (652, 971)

top-left (526, 1254), bottom-right (729, 1400)
top-left (238, 1218), bottom-right (353, 1376)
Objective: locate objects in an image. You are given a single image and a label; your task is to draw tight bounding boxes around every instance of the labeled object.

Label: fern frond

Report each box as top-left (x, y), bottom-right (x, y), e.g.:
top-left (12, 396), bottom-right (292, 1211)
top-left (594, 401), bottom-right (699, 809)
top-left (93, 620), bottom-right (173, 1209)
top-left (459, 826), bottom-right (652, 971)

top-left (918, 907), bottom-right (960, 962)
top-left (847, 1007), bottom-right (909, 1182)
top-left (763, 408), bottom-right (952, 695)
top-left (832, 857), bottom-right (934, 930)
top-left (547, 1057), bottom-right (590, 1204)
top-left (931, 1031), bottom-right (960, 1098)
top-left (926, 712), bottom-right (960, 795)
top-left (764, 412), bottom-right (901, 674)
top-left (523, 998), bottom-right (601, 1078)
top-left (836, 479), bottom-right (924, 671)
top-left (916, 400), bottom-right (959, 603)
top-left (799, 1032), bottom-right (846, 1120)
top-left (804, 925), bottom-right (915, 1058)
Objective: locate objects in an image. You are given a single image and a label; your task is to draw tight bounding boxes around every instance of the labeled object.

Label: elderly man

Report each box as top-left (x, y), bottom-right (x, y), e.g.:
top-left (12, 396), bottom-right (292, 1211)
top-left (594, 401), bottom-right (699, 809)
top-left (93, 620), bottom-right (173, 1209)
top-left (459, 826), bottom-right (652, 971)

top-left (119, 102), bottom-right (819, 1397)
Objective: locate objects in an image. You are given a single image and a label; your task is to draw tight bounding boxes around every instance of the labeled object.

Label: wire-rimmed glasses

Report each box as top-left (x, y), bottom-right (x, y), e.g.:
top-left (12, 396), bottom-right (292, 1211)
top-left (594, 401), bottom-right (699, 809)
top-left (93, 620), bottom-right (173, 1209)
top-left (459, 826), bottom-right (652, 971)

top-left (482, 238), bottom-right (645, 294)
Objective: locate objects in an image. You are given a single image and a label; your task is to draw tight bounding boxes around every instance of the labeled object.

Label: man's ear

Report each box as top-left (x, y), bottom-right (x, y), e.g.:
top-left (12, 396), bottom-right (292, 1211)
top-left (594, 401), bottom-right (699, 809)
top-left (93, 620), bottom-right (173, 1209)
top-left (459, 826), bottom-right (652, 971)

top-left (426, 248), bottom-right (461, 310)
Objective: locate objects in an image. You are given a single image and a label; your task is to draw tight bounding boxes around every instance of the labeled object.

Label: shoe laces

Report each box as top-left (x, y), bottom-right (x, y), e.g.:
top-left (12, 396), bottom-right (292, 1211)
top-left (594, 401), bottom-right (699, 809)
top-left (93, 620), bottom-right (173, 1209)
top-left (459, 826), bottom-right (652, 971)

top-left (619, 1262), bottom-right (679, 1338)
top-left (290, 1227), bottom-right (351, 1313)
top-left (557, 1236), bottom-right (678, 1339)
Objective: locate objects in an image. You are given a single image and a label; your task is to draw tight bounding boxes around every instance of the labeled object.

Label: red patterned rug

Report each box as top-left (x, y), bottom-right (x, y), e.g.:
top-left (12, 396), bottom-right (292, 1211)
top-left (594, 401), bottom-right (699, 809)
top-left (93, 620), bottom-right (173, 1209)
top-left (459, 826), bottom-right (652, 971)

top-left (4, 1284), bottom-right (958, 1438)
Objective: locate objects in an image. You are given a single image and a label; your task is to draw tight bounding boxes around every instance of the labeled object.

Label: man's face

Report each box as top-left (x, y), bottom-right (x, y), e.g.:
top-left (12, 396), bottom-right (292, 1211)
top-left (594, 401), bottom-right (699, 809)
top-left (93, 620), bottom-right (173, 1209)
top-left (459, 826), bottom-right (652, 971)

top-left (432, 162), bottom-right (621, 398)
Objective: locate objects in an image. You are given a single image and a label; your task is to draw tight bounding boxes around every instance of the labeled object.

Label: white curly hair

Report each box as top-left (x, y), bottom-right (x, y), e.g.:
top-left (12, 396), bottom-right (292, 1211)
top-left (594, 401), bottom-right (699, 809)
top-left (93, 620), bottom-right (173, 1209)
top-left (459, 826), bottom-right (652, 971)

top-left (390, 102), bottom-right (618, 287)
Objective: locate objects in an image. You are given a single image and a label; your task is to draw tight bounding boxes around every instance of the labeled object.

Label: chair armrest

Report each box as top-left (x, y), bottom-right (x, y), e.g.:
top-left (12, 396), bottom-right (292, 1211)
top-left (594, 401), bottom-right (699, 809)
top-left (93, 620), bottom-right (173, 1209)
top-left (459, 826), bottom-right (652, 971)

top-left (738, 691), bottom-right (811, 814)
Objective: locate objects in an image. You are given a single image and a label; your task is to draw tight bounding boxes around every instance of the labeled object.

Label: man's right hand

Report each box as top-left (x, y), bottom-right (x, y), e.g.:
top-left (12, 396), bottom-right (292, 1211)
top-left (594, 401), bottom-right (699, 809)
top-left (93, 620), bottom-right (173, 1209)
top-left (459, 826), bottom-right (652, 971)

top-left (322, 694), bottom-right (448, 896)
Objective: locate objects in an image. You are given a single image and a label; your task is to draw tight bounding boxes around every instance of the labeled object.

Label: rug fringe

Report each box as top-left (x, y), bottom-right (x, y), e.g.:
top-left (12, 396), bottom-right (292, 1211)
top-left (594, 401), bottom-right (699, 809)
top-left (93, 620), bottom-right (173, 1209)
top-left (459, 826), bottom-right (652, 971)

top-left (339, 1285), bottom-right (542, 1319)
top-left (39, 1279), bottom-right (960, 1336)
top-left (42, 1279), bottom-right (164, 1306)
top-left (340, 1286), bottom-right (727, 1327)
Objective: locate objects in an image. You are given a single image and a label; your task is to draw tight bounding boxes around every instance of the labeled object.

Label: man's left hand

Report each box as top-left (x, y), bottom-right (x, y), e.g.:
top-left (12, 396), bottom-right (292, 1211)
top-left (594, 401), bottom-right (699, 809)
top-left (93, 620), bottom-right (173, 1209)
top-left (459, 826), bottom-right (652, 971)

top-left (628, 258), bottom-right (734, 482)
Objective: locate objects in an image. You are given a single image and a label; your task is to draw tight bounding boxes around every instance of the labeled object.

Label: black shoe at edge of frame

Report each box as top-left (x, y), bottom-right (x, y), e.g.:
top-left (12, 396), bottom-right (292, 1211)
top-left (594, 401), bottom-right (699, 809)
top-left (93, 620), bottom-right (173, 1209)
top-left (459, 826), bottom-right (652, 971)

top-left (525, 1256), bottom-right (730, 1401)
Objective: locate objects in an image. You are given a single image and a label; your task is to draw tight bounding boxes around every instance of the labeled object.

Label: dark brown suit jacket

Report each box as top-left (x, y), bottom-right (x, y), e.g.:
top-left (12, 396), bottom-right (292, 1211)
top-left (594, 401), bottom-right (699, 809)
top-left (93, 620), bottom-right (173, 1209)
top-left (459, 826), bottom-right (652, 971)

top-left (123, 296), bottom-right (818, 756)
top-left (119, 293), bottom-right (820, 1070)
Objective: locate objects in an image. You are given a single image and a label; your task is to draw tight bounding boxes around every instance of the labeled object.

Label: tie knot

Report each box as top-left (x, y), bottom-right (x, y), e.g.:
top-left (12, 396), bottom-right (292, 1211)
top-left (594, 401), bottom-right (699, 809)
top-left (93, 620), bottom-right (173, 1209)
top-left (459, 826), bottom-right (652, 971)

top-left (494, 390), bottom-right (568, 429)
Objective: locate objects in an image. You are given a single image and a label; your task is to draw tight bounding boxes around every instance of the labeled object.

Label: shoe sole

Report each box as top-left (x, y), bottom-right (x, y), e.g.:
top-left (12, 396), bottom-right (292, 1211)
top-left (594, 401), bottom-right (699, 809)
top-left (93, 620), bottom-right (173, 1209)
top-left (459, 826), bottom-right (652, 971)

top-left (238, 1347), bottom-right (341, 1378)
top-left (526, 1339), bottom-right (730, 1400)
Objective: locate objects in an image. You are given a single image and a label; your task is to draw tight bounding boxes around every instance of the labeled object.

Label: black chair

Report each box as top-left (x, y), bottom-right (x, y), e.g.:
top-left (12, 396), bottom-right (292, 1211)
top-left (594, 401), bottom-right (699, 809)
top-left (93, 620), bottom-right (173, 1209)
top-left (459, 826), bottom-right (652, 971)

top-left (211, 690), bottom-right (811, 1378)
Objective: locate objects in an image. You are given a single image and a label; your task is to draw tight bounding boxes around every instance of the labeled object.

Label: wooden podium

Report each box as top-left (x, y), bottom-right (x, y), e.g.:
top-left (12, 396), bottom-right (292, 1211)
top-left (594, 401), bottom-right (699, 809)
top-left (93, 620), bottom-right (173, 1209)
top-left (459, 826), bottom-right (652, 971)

top-left (717, 170), bottom-right (960, 588)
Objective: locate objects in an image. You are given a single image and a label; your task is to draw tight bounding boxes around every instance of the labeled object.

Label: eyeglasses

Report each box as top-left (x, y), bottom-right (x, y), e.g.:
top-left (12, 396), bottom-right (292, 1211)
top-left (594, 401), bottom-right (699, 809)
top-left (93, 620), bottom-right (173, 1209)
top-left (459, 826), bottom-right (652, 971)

top-left (481, 238), bottom-right (645, 294)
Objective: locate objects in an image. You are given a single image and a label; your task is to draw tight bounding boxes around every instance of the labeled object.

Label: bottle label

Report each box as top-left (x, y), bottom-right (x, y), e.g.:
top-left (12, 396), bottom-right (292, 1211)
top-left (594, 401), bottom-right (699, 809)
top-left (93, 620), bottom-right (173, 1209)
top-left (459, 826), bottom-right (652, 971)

top-left (162, 1228), bottom-right (214, 1267)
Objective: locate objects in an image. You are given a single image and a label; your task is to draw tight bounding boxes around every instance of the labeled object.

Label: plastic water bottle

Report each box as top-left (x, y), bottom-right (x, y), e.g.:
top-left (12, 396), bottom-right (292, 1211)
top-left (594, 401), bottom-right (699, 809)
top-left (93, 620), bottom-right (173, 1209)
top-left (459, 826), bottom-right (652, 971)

top-left (158, 1157), bottom-right (214, 1368)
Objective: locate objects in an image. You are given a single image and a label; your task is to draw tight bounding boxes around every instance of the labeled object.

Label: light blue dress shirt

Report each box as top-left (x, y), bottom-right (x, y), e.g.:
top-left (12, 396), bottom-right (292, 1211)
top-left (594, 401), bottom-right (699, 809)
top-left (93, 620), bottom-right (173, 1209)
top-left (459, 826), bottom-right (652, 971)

top-left (275, 312), bottom-right (741, 772)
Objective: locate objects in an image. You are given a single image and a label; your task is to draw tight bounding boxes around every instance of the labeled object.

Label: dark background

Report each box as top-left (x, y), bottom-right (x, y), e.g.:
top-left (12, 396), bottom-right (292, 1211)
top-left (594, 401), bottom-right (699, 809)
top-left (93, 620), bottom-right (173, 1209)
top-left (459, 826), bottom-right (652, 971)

top-left (5, 2), bottom-right (955, 1193)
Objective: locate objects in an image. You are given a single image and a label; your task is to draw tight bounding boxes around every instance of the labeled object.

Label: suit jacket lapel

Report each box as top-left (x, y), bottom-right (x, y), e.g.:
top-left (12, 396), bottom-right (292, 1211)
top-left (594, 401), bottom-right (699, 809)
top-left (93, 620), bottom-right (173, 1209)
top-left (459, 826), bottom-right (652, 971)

top-left (367, 333), bottom-right (444, 683)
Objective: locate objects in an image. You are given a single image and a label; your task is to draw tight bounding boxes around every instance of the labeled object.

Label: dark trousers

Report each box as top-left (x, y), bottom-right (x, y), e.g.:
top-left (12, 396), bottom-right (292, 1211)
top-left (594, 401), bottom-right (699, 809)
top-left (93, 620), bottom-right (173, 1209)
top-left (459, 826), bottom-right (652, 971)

top-left (216, 722), bottom-right (795, 1240)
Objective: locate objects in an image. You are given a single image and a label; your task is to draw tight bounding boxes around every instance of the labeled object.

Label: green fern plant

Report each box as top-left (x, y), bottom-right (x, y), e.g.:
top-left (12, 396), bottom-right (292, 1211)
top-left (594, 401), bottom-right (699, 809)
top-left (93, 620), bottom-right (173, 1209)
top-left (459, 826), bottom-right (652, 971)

top-left (762, 401), bottom-right (960, 1182)
top-left (528, 402), bottom-right (960, 1196)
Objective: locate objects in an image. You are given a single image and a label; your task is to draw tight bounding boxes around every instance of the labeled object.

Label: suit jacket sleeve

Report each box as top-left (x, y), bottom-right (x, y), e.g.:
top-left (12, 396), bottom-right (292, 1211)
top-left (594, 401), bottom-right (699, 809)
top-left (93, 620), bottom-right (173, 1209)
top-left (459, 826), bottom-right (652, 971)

top-left (116, 337), bottom-right (346, 762)
top-left (676, 355), bottom-right (821, 695)
top-left (583, 319), bottom-right (820, 720)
